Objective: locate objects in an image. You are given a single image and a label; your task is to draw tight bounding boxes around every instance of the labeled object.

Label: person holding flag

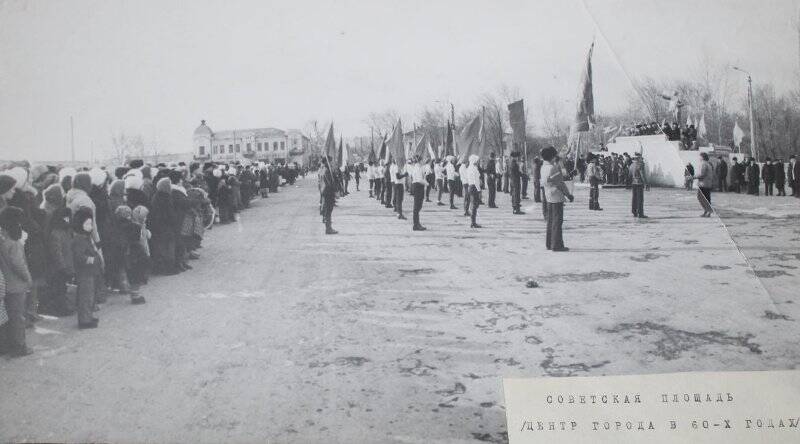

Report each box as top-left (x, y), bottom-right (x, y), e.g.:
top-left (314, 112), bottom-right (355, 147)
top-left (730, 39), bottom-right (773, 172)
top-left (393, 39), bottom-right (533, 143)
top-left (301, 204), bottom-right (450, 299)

top-left (390, 158), bottom-right (407, 219)
top-left (434, 159), bottom-right (445, 206)
top-left (318, 156), bottom-right (337, 235)
top-left (459, 160), bottom-right (470, 217)
top-left (445, 156), bottom-right (458, 210)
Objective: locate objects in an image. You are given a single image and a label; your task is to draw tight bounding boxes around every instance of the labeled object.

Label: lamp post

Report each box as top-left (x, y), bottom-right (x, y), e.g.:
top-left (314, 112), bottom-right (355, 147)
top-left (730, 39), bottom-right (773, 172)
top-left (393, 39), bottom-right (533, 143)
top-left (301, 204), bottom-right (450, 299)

top-left (731, 66), bottom-right (757, 162)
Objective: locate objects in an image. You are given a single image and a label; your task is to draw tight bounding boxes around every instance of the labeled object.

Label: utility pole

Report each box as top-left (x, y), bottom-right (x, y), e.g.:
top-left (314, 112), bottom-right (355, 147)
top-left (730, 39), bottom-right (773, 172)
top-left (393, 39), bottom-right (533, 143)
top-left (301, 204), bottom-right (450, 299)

top-left (70, 116), bottom-right (75, 163)
top-left (732, 66), bottom-right (757, 162)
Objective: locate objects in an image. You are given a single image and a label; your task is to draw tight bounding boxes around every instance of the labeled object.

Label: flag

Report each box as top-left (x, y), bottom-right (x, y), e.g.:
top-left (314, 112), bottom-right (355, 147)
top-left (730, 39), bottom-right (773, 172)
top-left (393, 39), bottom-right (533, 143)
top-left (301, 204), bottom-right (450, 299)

top-left (337, 136), bottom-right (343, 168)
top-left (456, 114), bottom-right (483, 162)
top-left (698, 114), bottom-right (707, 139)
top-left (324, 124), bottom-right (336, 159)
top-left (341, 141), bottom-right (349, 170)
top-left (570, 41), bottom-right (595, 133)
top-left (445, 121), bottom-right (454, 157)
top-left (427, 137), bottom-right (437, 161)
top-left (413, 132), bottom-right (428, 160)
top-left (686, 114), bottom-right (693, 128)
top-left (387, 119), bottom-right (405, 165)
top-left (508, 99), bottom-right (526, 151)
top-left (733, 120), bottom-right (744, 147)
top-left (367, 141), bottom-right (376, 164)
top-left (378, 135), bottom-right (388, 162)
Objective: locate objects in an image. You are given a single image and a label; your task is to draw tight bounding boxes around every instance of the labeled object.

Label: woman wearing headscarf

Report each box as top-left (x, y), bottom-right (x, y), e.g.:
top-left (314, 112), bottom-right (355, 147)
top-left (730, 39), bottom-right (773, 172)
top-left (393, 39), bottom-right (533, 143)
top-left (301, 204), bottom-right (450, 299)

top-left (170, 170), bottom-right (192, 271)
top-left (44, 207), bottom-right (74, 315)
top-left (129, 205), bottom-right (151, 287)
top-left (71, 207), bottom-right (101, 329)
top-left (0, 206), bottom-right (33, 356)
top-left (149, 177), bottom-right (179, 275)
top-left (7, 168), bottom-right (48, 324)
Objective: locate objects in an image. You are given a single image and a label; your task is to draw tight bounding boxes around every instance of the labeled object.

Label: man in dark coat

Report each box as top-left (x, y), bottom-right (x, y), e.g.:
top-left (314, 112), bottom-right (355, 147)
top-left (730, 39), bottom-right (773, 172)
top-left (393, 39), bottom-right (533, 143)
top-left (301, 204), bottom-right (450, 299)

top-left (761, 157), bottom-right (775, 196)
top-left (509, 151), bottom-right (523, 214)
top-left (318, 157), bottom-right (337, 234)
top-left (485, 153), bottom-right (498, 208)
top-left (715, 156), bottom-right (728, 192)
top-left (775, 159), bottom-right (787, 196)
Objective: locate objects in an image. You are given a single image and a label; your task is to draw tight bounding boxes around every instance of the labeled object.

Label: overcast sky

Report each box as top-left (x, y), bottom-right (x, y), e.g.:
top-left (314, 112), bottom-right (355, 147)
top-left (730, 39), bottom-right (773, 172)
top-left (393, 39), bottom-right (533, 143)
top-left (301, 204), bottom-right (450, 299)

top-left (1, 0), bottom-right (798, 161)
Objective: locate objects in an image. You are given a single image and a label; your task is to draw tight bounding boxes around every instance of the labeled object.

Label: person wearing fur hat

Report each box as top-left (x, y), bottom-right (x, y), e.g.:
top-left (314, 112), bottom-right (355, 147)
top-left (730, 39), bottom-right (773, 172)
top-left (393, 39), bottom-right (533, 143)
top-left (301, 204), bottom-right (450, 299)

top-left (149, 178), bottom-right (179, 275)
top-left (128, 159), bottom-right (144, 169)
top-left (43, 207), bottom-right (74, 316)
top-left (108, 179), bottom-right (126, 213)
top-left (124, 171), bottom-right (148, 209)
top-left (0, 174), bottom-right (17, 210)
top-left (114, 166), bottom-right (130, 180)
top-left (140, 165), bottom-right (155, 201)
top-left (71, 207), bottom-right (101, 329)
top-left (169, 170), bottom-right (192, 271)
top-left (66, 172), bottom-right (99, 243)
top-left (0, 206), bottom-right (33, 356)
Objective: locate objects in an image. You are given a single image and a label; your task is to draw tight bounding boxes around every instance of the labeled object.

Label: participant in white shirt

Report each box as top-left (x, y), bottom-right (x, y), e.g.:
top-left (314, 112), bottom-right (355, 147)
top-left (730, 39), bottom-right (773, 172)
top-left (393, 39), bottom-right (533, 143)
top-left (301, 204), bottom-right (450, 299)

top-left (459, 160), bottom-right (470, 216)
top-left (390, 160), bottom-right (408, 219)
top-left (445, 156), bottom-right (458, 209)
top-left (434, 160), bottom-right (446, 205)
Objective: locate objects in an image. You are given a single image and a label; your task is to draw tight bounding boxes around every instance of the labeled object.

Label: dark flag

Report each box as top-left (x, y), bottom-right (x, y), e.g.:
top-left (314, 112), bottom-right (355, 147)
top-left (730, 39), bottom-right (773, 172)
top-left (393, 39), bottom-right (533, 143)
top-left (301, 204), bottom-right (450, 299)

top-left (571, 41), bottom-right (595, 133)
top-left (445, 121), bottom-right (454, 157)
top-left (368, 143), bottom-right (377, 164)
top-left (337, 136), bottom-right (343, 168)
top-left (378, 135), bottom-right (388, 162)
top-left (324, 123), bottom-right (337, 159)
top-left (508, 99), bottom-right (526, 151)
top-left (388, 119), bottom-right (405, 165)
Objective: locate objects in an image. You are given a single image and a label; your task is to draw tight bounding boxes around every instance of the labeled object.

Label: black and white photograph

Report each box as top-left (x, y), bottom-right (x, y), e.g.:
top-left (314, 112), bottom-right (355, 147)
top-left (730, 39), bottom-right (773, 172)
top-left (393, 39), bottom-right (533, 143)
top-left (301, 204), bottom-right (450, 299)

top-left (1, 0), bottom-right (799, 442)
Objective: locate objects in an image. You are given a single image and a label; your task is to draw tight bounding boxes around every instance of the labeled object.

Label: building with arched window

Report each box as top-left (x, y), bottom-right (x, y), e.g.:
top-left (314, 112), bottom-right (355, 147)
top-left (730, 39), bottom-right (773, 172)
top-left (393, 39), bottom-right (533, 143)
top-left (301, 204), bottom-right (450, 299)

top-left (193, 120), bottom-right (310, 165)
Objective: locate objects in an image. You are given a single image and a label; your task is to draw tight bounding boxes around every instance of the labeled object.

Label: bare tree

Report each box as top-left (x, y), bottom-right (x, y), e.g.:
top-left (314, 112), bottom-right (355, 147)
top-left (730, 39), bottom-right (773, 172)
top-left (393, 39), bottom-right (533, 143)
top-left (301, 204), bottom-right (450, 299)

top-left (109, 132), bottom-right (145, 165)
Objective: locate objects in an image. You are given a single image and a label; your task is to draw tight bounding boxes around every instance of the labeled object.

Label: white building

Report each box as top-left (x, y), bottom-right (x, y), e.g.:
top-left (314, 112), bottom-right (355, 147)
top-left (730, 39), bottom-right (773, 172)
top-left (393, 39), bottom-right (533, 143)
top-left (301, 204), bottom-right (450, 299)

top-left (193, 120), bottom-right (310, 165)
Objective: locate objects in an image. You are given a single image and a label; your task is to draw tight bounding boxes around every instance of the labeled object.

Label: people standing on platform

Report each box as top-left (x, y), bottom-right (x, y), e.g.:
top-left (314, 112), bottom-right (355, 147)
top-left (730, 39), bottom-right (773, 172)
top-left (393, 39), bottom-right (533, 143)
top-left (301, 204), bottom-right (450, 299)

top-left (540, 147), bottom-right (573, 251)
top-left (630, 153), bottom-right (648, 218)
top-left (485, 153), bottom-right (498, 208)
top-left (509, 152), bottom-right (524, 215)
top-left (434, 159), bottom-right (445, 206)
top-left (410, 156), bottom-right (427, 231)
top-left (587, 154), bottom-right (604, 211)
top-left (446, 156), bottom-right (458, 210)
top-left (694, 152), bottom-right (715, 217)
top-left (466, 155), bottom-right (482, 229)
top-left (715, 156), bottom-right (728, 193)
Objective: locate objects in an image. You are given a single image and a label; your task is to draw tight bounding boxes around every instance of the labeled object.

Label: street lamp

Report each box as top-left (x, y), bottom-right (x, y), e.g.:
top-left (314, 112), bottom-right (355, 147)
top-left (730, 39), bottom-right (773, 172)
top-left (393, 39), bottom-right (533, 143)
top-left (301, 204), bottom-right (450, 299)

top-left (731, 66), bottom-right (757, 162)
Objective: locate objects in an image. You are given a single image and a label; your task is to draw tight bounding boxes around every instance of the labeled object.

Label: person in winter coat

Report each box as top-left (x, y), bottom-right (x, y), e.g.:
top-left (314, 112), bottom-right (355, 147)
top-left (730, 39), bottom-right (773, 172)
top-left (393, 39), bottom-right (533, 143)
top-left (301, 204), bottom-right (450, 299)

top-left (0, 206), bottom-right (33, 356)
top-left (110, 206), bottom-right (145, 304)
top-left (129, 206), bottom-right (151, 287)
top-left (44, 207), bottom-right (74, 315)
top-left (762, 157), bottom-right (775, 196)
top-left (775, 159), bottom-right (787, 196)
top-left (169, 170), bottom-right (192, 271)
top-left (71, 207), bottom-right (101, 329)
top-left (124, 171), bottom-right (148, 209)
top-left (149, 178), bottom-right (178, 275)
top-left (216, 177), bottom-right (234, 224)
top-left (8, 180), bottom-right (47, 324)
top-left (66, 172), bottom-right (100, 243)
